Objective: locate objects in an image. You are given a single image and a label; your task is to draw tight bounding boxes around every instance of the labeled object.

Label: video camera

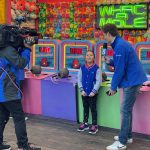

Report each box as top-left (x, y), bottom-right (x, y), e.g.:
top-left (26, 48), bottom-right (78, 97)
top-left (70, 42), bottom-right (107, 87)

top-left (15, 16), bottom-right (26, 25)
top-left (0, 24), bottom-right (38, 49)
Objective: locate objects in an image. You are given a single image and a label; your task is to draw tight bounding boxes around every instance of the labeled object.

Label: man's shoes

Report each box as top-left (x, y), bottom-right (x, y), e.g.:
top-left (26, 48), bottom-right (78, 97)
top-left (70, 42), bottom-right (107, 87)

top-left (9, 116), bottom-right (29, 121)
top-left (114, 136), bottom-right (133, 144)
top-left (0, 143), bottom-right (11, 150)
top-left (106, 141), bottom-right (127, 150)
top-left (77, 123), bottom-right (89, 132)
top-left (88, 125), bottom-right (98, 134)
top-left (25, 117), bottom-right (29, 121)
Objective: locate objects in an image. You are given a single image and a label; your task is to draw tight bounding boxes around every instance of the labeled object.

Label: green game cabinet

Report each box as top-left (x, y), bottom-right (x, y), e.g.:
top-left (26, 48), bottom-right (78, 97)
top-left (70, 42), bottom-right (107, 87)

top-left (77, 86), bottom-right (120, 129)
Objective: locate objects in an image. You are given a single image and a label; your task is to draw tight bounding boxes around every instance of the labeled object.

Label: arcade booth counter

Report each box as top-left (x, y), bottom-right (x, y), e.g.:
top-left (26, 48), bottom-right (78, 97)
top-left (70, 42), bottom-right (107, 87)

top-left (120, 87), bottom-right (150, 135)
top-left (22, 72), bottom-right (77, 121)
top-left (22, 73), bottom-right (50, 115)
top-left (41, 74), bottom-right (77, 121)
top-left (22, 40), bottom-right (150, 135)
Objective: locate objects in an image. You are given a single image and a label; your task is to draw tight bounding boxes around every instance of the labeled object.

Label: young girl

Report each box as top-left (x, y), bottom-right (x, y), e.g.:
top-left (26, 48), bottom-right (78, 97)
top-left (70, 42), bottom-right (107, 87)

top-left (77, 50), bottom-right (101, 134)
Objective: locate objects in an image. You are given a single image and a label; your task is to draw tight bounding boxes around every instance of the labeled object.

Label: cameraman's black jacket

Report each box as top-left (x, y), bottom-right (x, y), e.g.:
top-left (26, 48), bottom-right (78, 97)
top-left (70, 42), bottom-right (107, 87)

top-left (0, 46), bottom-right (30, 102)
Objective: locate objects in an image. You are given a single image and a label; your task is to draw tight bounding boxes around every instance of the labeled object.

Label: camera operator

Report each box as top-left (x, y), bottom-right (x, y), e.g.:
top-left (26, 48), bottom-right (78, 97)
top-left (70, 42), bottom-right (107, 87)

top-left (16, 36), bottom-right (35, 92)
top-left (15, 37), bottom-right (36, 121)
top-left (0, 35), bottom-right (40, 150)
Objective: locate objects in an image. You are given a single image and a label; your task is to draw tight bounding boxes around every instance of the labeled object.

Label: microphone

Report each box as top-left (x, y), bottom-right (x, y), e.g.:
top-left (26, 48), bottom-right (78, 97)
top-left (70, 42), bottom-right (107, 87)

top-left (102, 43), bottom-right (108, 70)
top-left (102, 43), bottom-right (107, 56)
top-left (103, 43), bottom-right (107, 49)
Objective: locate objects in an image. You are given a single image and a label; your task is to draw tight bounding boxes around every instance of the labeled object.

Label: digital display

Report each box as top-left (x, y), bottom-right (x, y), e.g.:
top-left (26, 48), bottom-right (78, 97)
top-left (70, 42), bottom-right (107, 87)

top-left (39, 47), bottom-right (50, 53)
top-left (70, 48), bottom-right (83, 54)
top-left (65, 46), bottom-right (87, 69)
top-left (96, 4), bottom-right (148, 29)
top-left (33, 44), bottom-right (56, 71)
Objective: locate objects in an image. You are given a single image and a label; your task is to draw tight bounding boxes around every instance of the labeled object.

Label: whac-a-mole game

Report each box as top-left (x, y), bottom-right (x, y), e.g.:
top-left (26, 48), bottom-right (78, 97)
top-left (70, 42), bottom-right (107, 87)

top-left (59, 40), bottom-right (92, 74)
top-left (32, 42), bottom-right (59, 73)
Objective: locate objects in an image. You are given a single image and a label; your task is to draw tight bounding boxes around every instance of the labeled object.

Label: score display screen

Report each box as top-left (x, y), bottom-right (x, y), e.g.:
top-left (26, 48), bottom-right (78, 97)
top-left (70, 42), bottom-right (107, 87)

top-left (70, 48), bottom-right (83, 55)
top-left (96, 3), bottom-right (148, 29)
top-left (65, 45), bottom-right (87, 69)
top-left (39, 47), bottom-right (50, 53)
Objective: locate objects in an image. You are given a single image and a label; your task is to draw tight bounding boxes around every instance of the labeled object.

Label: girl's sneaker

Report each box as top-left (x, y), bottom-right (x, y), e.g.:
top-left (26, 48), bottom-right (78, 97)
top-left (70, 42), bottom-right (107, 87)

top-left (89, 125), bottom-right (98, 134)
top-left (77, 123), bottom-right (89, 132)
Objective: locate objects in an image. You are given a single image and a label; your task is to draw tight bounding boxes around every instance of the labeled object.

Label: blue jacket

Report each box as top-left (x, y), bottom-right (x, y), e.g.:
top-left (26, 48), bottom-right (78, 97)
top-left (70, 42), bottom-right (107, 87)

top-left (78, 64), bottom-right (101, 96)
top-left (16, 47), bottom-right (31, 81)
top-left (0, 46), bottom-right (30, 102)
top-left (110, 36), bottom-right (147, 91)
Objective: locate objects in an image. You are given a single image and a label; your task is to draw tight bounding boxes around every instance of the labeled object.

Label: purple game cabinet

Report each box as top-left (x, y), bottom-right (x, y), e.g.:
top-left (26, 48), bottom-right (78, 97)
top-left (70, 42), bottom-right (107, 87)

top-left (41, 74), bottom-right (77, 121)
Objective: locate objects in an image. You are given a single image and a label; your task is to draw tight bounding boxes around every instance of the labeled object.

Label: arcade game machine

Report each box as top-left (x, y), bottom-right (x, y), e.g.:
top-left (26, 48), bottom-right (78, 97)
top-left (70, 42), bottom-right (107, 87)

top-left (130, 42), bottom-right (150, 135)
top-left (22, 42), bottom-right (59, 115)
top-left (32, 42), bottom-right (59, 74)
top-left (41, 40), bottom-right (92, 121)
top-left (59, 40), bottom-right (93, 122)
top-left (59, 40), bottom-right (92, 74)
top-left (80, 41), bottom-right (120, 129)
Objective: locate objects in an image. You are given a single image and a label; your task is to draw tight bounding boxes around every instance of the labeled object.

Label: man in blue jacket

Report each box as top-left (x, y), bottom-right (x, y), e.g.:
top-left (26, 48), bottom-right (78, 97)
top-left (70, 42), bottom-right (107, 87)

top-left (102, 24), bottom-right (147, 150)
top-left (0, 37), bottom-right (40, 150)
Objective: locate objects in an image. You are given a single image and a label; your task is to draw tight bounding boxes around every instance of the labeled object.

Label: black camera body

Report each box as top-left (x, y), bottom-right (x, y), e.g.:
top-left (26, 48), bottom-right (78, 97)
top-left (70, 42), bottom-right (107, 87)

top-left (15, 16), bottom-right (26, 25)
top-left (0, 24), bottom-right (38, 49)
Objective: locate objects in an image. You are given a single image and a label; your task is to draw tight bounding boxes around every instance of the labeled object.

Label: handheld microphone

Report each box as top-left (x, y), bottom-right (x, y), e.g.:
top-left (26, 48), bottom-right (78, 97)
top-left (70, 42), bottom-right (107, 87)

top-left (102, 43), bottom-right (107, 70)
top-left (102, 43), bottom-right (107, 56)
